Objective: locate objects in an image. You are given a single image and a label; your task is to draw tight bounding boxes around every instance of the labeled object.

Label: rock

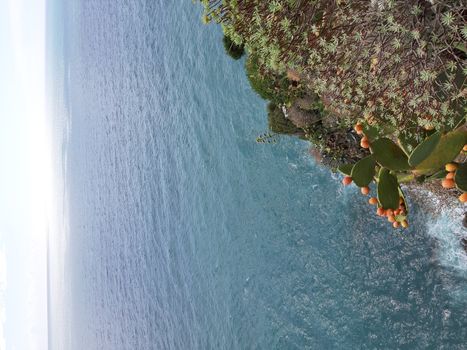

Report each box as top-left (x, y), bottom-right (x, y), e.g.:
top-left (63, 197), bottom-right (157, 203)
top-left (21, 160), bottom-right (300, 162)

top-left (267, 103), bottom-right (304, 136)
top-left (286, 69), bottom-right (301, 82)
top-left (461, 238), bottom-right (467, 255)
top-left (287, 105), bottom-right (320, 128)
top-left (461, 213), bottom-right (467, 255)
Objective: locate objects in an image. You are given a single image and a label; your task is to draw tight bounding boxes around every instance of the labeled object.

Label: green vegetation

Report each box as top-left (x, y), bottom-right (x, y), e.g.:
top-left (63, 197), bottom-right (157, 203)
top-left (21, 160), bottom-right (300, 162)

top-left (267, 103), bottom-right (302, 136)
top-left (198, 0), bottom-right (467, 229)
top-left (200, 0), bottom-right (465, 129)
top-left (350, 156), bottom-right (376, 188)
top-left (339, 122), bottom-right (466, 227)
top-left (222, 35), bottom-right (245, 60)
top-left (245, 55), bottom-right (303, 104)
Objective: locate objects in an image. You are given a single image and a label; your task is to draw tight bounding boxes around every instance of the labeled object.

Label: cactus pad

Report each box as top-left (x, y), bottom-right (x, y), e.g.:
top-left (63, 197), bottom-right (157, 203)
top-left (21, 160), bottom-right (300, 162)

top-left (350, 156), bottom-right (376, 187)
top-left (415, 130), bottom-right (467, 170)
top-left (370, 138), bottom-right (411, 171)
top-left (337, 164), bottom-right (353, 176)
top-left (408, 131), bottom-right (441, 167)
top-left (377, 168), bottom-right (400, 210)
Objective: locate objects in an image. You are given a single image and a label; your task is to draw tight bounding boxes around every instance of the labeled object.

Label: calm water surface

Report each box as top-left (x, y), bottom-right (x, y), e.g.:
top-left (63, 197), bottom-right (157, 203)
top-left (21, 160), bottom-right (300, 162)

top-left (47, 1), bottom-right (467, 349)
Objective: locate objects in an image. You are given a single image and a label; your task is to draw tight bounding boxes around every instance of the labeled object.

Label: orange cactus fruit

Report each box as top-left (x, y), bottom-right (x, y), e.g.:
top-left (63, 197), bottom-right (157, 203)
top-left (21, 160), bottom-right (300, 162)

top-left (445, 172), bottom-right (455, 180)
top-left (441, 178), bottom-right (455, 189)
top-left (361, 186), bottom-right (370, 195)
top-left (360, 137), bottom-right (370, 149)
top-left (369, 197), bottom-right (378, 205)
top-left (393, 221), bottom-right (400, 228)
top-left (388, 216), bottom-right (396, 223)
top-left (342, 176), bottom-right (353, 186)
top-left (385, 209), bottom-right (394, 217)
top-left (354, 123), bottom-right (364, 134)
top-left (445, 163), bottom-right (457, 172)
top-left (376, 207), bottom-right (385, 216)
top-left (463, 144), bottom-right (467, 152)
top-left (459, 193), bottom-right (467, 203)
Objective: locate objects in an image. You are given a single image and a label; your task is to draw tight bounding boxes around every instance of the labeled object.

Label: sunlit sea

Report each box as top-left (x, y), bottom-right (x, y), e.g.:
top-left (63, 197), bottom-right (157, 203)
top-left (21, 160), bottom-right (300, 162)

top-left (46, 1), bottom-right (467, 349)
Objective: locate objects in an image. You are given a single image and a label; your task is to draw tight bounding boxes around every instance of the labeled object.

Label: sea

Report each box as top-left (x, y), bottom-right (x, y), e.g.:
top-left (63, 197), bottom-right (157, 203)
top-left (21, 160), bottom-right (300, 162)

top-left (46, 0), bottom-right (467, 349)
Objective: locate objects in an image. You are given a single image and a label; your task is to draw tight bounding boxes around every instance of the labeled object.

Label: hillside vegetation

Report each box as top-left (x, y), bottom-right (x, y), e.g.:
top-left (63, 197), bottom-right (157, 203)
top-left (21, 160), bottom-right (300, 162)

top-left (199, 0), bottom-right (467, 229)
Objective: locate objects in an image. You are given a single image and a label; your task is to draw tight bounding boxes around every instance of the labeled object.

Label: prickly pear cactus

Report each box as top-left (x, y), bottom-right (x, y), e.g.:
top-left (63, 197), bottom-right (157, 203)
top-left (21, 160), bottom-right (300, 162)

top-left (377, 168), bottom-right (400, 210)
top-left (408, 131), bottom-right (441, 167)
top-left (337, 164), bottom-right (353, 176)
top-left (370, 138), bottom-right (411, 171)
top-left (415, 129), bottom-right (467, 170)
top-left (351, 156), bottom-right (376, 187)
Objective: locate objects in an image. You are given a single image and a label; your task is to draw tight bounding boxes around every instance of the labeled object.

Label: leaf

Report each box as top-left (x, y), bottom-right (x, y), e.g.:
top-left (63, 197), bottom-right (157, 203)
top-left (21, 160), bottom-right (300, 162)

top-left (398, 187), bottom-right (408, 215)
top-left (351, 156), bottom-right (376, 187)
top-left (455, 162), bottom-right (467, 191)
top-left (362, 124), bottom-right (379, 142)
top-left (408, 131), bottom-right (441, 167)
top-left (370, 138), bottom-right (411, 171)
top-left (377, 168), bottom-right (400, 210)
top-left (415, 130), bottom-right (467, 170)
top-left (362, 123), bottom-right (394, 142)
top-left (398, 134), bottom-right (418, 156)
top-left (337, 164), bottom-right (353, 176)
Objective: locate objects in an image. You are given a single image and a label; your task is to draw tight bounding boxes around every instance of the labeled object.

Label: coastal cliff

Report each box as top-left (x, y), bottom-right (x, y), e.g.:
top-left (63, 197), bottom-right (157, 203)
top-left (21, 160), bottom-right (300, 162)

top-left (199, 0), bottom-right (466, 235)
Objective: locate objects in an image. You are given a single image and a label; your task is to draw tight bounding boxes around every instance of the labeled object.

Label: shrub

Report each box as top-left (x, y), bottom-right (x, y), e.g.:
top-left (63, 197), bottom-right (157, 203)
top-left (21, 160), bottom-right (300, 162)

top-left (200, 0), bottom-right (466, 131)
top-left (222, 35), bottom-right (245, 60)
top-left (267, 103), bottom-right (302, 136)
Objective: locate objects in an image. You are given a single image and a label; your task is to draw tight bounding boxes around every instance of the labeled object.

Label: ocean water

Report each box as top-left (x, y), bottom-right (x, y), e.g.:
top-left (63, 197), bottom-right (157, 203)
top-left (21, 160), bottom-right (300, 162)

top-left (46, 1), bottom-right (467, 349)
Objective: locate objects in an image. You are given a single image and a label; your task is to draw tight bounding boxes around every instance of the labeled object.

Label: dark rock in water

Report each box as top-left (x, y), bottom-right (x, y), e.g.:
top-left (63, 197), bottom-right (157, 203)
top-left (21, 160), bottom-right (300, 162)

top-left (461, 238), bottom-right (467, 255)
top-left (462, 214), bottom-right (467, 255)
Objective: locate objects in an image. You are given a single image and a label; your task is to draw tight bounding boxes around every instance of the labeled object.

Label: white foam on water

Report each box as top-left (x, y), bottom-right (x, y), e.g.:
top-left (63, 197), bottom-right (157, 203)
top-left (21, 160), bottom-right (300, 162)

top-left (424, 204), bottom-right (467, 301)
top-left (399, 185), bottom-right (467, 277)
top-left (427, 212), bottom-right (467, 271)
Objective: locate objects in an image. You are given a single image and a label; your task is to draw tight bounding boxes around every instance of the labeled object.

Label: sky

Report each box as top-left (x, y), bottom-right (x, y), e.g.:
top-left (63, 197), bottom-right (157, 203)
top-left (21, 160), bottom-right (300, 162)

top-left (0, 0), bottom-right (48, 349)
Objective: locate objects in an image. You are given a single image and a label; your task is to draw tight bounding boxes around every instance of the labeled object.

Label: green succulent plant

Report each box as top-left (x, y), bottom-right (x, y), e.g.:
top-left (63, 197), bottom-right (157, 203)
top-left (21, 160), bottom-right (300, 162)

top-left (339, 122), bottom-right (466, 228)
top-left (408, 131), bottom-right (441, 168)
top-left (413, 129), bottom-right (467, 171)
top-left (377, 168), bottom-right (400, 210)
top-left (337, 164), bottom-right (353, 176)
top-left (350, 156), bottom-right (376, 187)
top-left (370, 138), bottom-right (411, 171)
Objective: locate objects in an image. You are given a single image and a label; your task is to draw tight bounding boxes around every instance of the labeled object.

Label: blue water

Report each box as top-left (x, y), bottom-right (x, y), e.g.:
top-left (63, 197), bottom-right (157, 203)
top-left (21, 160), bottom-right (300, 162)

top-left (47, 1), bottom-right (467, 349)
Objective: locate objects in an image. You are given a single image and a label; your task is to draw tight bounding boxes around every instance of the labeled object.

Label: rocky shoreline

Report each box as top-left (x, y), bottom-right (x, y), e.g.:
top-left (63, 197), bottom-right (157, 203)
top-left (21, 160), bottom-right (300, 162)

top-left (402, 182), bottom-right (467, 254)
top-left (280, 103), bottom-right (467, 254)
